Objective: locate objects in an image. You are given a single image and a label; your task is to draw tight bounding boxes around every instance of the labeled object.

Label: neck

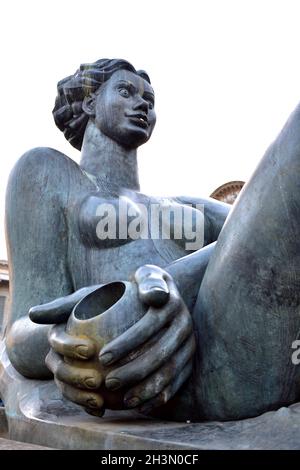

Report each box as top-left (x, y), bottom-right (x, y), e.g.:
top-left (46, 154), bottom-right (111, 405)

top-left (80, 120), bottom-right (140, 192)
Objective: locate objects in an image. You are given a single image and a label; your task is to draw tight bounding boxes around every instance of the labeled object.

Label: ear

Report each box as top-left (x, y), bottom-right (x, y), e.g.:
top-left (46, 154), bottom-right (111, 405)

top-left (82, 93), bottom-right (96, 117)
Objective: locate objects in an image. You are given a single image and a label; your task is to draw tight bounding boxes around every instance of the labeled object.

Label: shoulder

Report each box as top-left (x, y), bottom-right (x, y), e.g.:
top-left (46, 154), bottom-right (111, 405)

top-left (5, 150), bottom-right (74, 326)
top-left (7, 147), bottom-right (80, 201)
top-left (5, 147), bottom-right (79, 223)
top-left (5, 148), bottom-right (72, 268)
top-left (9, 146), bottom-right (78, 182)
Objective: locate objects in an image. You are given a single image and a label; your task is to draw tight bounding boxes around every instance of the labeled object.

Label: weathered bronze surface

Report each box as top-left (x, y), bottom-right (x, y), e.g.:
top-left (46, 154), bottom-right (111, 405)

top-left (1, 58), bottom-right (300, 447)
top-left (66, 281), bottom-right (149, 409)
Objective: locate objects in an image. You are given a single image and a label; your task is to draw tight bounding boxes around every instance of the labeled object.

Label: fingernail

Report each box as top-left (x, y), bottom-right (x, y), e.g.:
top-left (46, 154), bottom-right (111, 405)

top-left (106, 378), bottom-right (121, 391)
top-left (125, 396), bottom-right (140, 408)
top-left (86, 398), bottom-right (98, 408)
top-left (99, 352), bottom-right (113, 366)
top-left (85, 377), bottom-right (96, 389)
top-left (138, 405), bottom-right (150, 414)
top-left (148, 288), bottom-right (169, 307)
top-left (76, 345), bottom-right (89, 358)
top-left (85, 407), bottom-right (105, 418)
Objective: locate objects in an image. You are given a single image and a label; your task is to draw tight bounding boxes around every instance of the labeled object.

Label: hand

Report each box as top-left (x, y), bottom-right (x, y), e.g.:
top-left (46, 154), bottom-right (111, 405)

top-left (30, 266), bottom-right (196, 415)
top-left (29, 285), bottom-right (106, 416)
top-left (99, 265), bottom-right (196, 414)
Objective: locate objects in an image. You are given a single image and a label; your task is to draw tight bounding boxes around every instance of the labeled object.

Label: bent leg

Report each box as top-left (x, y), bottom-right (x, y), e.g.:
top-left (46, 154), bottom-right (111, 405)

top-left (192, 103), bottom-right (300, 421)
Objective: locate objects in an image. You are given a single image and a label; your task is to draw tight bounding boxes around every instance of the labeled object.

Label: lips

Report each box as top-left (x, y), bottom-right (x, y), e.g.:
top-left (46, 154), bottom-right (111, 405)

top-left (126, 113), bottom-right (149, 129)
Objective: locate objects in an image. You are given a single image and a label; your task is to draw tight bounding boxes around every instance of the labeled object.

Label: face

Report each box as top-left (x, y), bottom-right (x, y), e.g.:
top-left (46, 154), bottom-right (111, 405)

top-left (91, 70), bottom-right (156, 149)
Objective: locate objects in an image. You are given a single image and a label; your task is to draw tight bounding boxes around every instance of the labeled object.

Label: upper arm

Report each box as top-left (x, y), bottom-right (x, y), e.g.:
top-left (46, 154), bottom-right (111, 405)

top-left (175, 195), bottom-right (231, 244)
top-left (5, 147), bottom-right (74, 329)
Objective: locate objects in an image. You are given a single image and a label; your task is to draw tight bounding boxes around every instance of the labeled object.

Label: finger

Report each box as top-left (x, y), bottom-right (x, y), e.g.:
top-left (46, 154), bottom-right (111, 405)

top-left (45, 350), bottom-right (102, 390)
top-left (29, 285), bottom-right (100, 324)
top-left (55, 378), bottom-right (104, 410)
top-left (84, 407), bottom-right (105, 418)
top-left (123, 335), bottom-right (195, 408)
top-left (49, 324), bottom-right (96, 359)
top-left (99, 293), bottom-right (182, 367)
top-left (138, 361), bottom-right (193, 414)
top-left (105, 308), bottom-right (193, 391)
top-left (135, 265), bottom-right (169, 307)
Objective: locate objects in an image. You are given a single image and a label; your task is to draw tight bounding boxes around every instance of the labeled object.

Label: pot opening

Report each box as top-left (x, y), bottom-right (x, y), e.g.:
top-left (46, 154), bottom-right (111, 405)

top-left (74, 282), bottom-right (126, 320)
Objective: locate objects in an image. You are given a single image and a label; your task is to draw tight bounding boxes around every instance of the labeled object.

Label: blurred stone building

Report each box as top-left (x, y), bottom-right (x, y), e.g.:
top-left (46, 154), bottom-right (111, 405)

top-left (210, 181), bottom-right (245, 205)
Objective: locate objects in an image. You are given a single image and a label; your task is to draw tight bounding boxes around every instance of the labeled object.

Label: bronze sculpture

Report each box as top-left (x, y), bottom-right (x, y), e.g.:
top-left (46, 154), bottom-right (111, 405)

top-left (3, 58), bottom-right (300, 424)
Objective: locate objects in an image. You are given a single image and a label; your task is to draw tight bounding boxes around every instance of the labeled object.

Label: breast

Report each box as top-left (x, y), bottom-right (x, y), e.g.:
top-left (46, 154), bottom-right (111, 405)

top-left (78, 193), bottom-right (204, 252)
top-left (69, 192), bottom-right (202, 289)
top-left (78, 194), bottom-right (139, 248)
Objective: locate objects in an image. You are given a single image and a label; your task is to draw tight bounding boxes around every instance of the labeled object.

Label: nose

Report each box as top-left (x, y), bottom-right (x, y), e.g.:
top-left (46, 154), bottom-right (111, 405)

top-left (132, 95), bottom-right (149, 113)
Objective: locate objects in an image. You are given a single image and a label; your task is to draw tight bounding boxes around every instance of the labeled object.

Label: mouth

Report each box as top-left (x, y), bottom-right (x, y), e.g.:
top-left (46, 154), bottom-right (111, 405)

top-left (126, 113), bottom-right (149, 129)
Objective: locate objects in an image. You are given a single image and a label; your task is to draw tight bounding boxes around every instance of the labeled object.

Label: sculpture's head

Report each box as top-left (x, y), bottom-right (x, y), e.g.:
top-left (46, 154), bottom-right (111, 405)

top-left (53, 59), bottom-right (156, 151)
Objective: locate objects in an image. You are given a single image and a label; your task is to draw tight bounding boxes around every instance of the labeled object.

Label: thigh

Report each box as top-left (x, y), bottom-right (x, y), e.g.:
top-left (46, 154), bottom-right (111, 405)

top-left (192, 105), bottom-right (300, 421)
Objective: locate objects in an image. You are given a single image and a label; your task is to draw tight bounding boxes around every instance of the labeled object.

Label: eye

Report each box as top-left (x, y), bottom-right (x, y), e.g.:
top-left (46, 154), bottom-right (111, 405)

top-left (144, 94), bottom-right (154, 109)
top-left (119, 87), bottom-right (130, 98)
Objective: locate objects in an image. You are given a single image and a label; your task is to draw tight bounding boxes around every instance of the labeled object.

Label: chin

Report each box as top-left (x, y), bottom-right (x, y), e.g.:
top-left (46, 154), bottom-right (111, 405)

top-left (118, 129), bottom-right (150, 149)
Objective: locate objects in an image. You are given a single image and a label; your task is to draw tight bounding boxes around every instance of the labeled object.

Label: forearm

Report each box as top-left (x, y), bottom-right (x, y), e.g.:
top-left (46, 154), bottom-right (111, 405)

top-left (6, 316), bottom-right (52, 379)
top-left (166, 242), bottom-right (215, 312)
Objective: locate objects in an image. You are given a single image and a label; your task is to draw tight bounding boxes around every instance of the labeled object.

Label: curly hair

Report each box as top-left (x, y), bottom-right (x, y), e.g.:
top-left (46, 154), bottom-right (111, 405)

top-left (53, 59), bottom-right (151, 151)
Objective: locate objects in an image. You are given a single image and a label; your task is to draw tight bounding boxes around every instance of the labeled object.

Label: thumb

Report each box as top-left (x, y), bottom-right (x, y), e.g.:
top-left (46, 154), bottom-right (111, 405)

top-left (134, 264), bottom-right (170, 307)
top-left (29, 285), bottom-right (100, 325)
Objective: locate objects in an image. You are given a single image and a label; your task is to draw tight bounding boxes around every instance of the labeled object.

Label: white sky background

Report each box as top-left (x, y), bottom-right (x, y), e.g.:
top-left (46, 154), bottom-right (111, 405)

top-left (1, 0), bottom-right (300, 259)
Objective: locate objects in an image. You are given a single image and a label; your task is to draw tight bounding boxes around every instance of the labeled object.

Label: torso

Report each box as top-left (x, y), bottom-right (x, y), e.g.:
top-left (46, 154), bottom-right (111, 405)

top-left (64, 163), bottom-right (204, 290)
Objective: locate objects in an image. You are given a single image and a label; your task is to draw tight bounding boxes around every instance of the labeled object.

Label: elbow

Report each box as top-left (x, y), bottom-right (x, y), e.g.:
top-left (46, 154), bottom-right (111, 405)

top-left (5, 321), bottom-right (53, 380)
